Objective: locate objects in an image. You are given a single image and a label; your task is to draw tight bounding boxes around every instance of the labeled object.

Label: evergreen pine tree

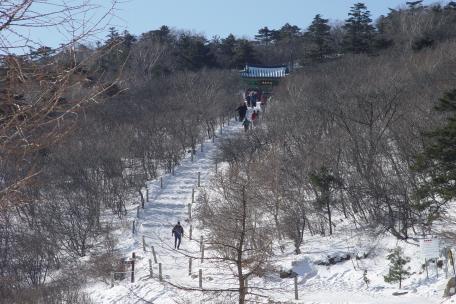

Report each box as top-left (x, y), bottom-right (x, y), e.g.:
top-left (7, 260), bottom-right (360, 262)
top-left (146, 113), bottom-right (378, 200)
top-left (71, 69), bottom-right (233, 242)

top-left (277, 23), bottom-right (301, 42)
top-left (305, 14), bottom-right (333, 61)
top-left (232, 39), bottom-right (257, 69)
top-left (99, 28), bottom-right (136, 74)
top-left (255, 27), bottom-right (276, 45)
top-left (406, 0), bottom-right (424, 10)
top-left (219, 34), bottom-right (237, 68)
top-left (384, 247), bottom-right (411, 289)
top-left (175, 34), bottom-right (216, 70)
top-left (414, 90), bottom-right (456, 205)
top-left (342, 3), bottom-right (376, 53)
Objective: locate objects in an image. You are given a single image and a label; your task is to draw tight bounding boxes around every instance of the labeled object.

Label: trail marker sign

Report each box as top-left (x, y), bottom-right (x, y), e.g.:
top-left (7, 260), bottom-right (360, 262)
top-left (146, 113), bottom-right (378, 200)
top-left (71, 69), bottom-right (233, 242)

top-left (420, 238), bottom-right (440, 259)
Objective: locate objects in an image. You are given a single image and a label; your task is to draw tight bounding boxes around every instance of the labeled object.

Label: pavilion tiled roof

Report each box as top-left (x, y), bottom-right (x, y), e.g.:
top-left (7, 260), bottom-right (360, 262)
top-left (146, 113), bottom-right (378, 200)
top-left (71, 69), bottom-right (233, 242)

top-left (240, 65), bottom-right (289, 78)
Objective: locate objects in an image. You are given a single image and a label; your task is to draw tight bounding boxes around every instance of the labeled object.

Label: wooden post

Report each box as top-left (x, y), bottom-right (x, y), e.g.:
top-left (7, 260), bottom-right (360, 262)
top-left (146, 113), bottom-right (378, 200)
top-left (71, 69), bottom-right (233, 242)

top-left (199, 269), bottom-right (202, 288)
top-left (136, 206), bottom-right (140, 218)
top-left (189, 257), bottom-right (192, 276)
top-left (172, 165), bottom-right (175, 176)
top-left (294, 276), bottom-right (298, 300)
top-left (145, 186), bottom-right (149, 203)
top-left (198, 172), bottom-right (201, 187)
top-left (189, 225), bottom-right (193, 240)
top-left (111, 272), bottom-right (114, 287)
top-left (149, 259), bottom-right (153, 278)
top-left (201, 142), bottom-right (203, 152)
top-left (449, 249), bottom-right (456, 276)
top-left (142, 235), bottom-right (146, 252)
top-left (132, 220), bottom-right (136, 234)
top-left (215, 162), bottom-right (218, 173)
top-left (159, 263), bottom-right (163, 282)
top-left (192, 188), bottom-right (195, 204)
top-left (160, 177), bottom-right (163, 189)
top-left (200, 236), bottom-right (203, 252)
top-left (191, 151), bottom-right (194, 162)
top-left (201, 243), bottom-right (204, 263)
top-left (131, 252), bottom-right (135, 283)
top-left (425, 258), bottom-right (429, 279)
top-left (188, 203), bottom-right (192, 220)
top-left (152, 246), bottom-right (158, 264)
top-left (436, 260), bottom-right (439, 278)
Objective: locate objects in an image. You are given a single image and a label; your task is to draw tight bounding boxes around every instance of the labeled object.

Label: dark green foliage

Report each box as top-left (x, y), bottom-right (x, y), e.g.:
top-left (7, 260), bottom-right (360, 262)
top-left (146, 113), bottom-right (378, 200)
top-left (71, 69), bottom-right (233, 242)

top-left (152, 25), bottom-right (172, 43)
top-left (255, 27), bottom-right (276, 45)
top-left (214, 34), bottom-right (258, 69)
top-left (99, 27), bottom-right (136, 74)
top-left (276, 23), bottom-right (301, 42)
top-left (175, 34), bottom-right (216, 71)
top-left (384, 247), bottom-right (411, 289)
top-left (406, 1), bottom-right (424, 10)
top-left (343, 3), bottom-right (376, 53)
top-left (412, 36), bottom-right (434, 51)
top-left (374, 15), bottom-right (394, 50)
top-left (232, 39), bottom-right (257, 68)
top-left (305, 14), bottom-right (333, 61)
top-left (414, 90), bottom-right (456, 202)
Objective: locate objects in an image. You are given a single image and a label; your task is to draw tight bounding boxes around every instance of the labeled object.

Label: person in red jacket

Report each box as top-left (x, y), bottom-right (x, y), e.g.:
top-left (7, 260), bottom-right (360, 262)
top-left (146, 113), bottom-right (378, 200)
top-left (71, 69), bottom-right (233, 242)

top-left (251, 110), bottom-right (258, 126)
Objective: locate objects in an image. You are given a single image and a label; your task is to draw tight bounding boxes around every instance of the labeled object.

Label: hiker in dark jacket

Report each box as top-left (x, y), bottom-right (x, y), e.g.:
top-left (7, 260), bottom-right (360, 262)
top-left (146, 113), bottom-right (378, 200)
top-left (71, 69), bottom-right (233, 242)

top-left (236, 102), bottom-right (248, 121)
top-left (251, 91), bottom-right (257, 107)
top-left (242, 118), bottom-right (251, 132)
top-left (172, 222), bottom-right (184, 249)
top-left (246, 93), bottom-right (251, 107)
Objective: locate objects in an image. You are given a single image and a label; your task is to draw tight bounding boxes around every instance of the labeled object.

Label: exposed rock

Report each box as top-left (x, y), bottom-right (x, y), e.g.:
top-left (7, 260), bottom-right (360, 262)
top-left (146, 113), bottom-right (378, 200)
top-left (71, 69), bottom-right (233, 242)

top-left (316, 253), bottom-right (351, 266)
top-left (279, 270), bottom-right (298, 278)
top-left (392, 291), bottom-right (408, 296)
top-left (444, 277), bottom-right (456, 297)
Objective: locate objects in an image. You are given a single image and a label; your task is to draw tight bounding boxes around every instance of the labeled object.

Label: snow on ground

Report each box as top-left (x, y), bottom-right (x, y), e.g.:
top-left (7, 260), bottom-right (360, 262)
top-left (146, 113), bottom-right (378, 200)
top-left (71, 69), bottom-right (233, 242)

top-left (87, 109), bottom-right (456, 304)
top-left (87, 119), bottom-right (245, 303)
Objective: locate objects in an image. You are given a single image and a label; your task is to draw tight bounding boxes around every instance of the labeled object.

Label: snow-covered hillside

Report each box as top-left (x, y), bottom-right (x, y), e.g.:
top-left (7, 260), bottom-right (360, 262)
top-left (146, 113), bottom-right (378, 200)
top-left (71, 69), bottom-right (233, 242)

top-left (86, 116), bottom-right (455, 304)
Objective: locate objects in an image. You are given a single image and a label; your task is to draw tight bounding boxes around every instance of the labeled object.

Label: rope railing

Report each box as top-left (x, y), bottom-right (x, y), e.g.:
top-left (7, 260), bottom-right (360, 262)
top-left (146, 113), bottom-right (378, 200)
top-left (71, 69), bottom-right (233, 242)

top-left (108, 117), bottom-right (302, 301)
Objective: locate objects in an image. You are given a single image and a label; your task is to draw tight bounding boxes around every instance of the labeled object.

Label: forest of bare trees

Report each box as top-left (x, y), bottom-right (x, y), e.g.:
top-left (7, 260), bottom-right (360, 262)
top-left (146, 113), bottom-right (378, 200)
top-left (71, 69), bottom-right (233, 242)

top-left (193, 3), bottom-right (456, 303)
top-left (2, 1), bottom-right (456, 303)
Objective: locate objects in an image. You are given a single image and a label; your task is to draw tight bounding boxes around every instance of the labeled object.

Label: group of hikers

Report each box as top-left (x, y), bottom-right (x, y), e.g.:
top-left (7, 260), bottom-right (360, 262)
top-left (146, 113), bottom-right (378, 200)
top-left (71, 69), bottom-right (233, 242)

top-left (246, 89), bottom-right (268, 107)
top-left (170, 89), bottom-right (270, 249)
top-left (236, 102), bottom-right (260, 131)
top-left (236, 89), bottom-right (268, 132)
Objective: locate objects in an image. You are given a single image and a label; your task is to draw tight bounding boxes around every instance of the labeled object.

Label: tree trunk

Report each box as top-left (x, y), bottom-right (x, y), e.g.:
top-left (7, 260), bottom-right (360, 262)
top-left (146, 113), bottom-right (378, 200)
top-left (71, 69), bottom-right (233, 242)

top-left (274, 201), bottom-right (282, 240)
top-left (326, 195), bottom-right (332, 235)
top-left (138, 189), bottom-right (145, 208)
top-left (237, 186), bottom-right (247, 304)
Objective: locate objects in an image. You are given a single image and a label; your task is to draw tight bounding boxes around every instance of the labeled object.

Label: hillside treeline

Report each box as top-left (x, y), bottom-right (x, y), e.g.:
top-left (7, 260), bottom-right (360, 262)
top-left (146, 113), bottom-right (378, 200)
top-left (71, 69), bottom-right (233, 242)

top-left (197, 4), bottom-right (456, 302)
top-left (2, 1), bottom-right (456, 303)
top-left (0, 28), bottom-right (240, 304)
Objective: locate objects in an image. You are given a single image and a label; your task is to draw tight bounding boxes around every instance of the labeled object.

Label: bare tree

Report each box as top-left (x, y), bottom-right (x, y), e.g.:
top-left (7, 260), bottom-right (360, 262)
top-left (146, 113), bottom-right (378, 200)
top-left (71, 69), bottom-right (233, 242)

top-left (0, 0), bottom-right (118, 208)
top-left (197, 166), bottom-right (274, 304)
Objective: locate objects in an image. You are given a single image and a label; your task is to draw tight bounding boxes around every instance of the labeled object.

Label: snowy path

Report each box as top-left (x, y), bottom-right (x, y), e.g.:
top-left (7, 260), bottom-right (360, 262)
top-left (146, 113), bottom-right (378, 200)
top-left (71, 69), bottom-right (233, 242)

top-left (87, 114), bottom-right (448, 304)
top-left (89, 120), bottom-right (243, 304)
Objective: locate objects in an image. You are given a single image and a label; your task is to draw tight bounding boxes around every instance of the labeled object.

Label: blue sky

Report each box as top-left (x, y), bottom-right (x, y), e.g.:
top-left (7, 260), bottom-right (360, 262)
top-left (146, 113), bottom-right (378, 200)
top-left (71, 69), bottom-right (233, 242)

top-left (31, 0), bottom-right (440, 47)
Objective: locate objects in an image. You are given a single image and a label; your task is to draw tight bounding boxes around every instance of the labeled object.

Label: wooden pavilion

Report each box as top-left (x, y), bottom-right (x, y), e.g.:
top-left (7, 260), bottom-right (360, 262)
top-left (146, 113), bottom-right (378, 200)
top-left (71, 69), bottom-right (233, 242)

top-left (240, 64), bottom-right (289, 94)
